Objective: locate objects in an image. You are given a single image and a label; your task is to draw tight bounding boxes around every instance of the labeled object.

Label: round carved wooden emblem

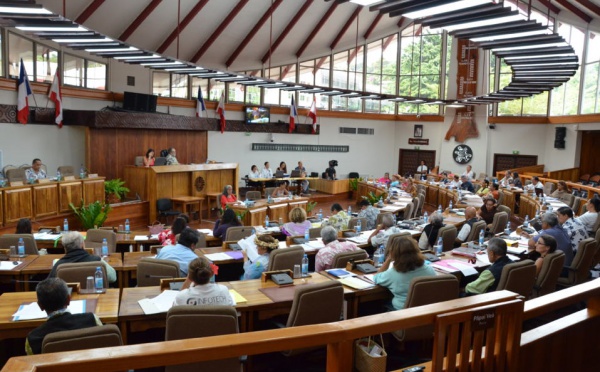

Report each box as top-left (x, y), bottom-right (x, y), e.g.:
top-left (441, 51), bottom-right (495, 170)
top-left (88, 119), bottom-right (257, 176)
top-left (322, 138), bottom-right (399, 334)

top-left (195, 176), bottom-right (206, 192)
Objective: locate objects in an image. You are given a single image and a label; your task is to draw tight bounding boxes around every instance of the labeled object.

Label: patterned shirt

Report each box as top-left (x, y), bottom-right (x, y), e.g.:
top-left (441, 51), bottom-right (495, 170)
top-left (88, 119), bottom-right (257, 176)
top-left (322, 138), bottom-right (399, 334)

top-left (242, 253), bottom-right (269, 280)
top-left (25, 168), bottom-right (46, 180)
top-left (562, 218), bottom-right (588, 252)
top-left (166, 154), bottom-right (179, 165)
top-left (358, 206), bottom-right (380, 230)
top-left (315, 240), bottom-right (360, 272)
top-left (322, 211), bottom-right (350, 231)
top-left (371, 226), bottom-right (402, 248)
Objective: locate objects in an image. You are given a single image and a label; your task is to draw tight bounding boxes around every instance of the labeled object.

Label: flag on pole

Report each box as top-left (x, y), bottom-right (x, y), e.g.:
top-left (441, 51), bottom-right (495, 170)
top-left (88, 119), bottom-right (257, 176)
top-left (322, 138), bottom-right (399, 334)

top-left (308, 96), bottom-right (318, 134)
top-left (289, 96), bottom-right (298, 133)
top-left (195, 86), bottom-right (206, 117)
top-left (17, 58), bottom-right (32, 125)
top-left (216, 92), bottom-right (226, 133)
top-left (48, 69), bottom-right (63, 128)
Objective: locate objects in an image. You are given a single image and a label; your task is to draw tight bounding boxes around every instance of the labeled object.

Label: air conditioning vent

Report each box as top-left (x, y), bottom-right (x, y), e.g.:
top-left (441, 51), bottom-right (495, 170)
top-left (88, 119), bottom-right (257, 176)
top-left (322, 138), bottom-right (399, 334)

top-left (339, 127), bottom-right (357, 134)
top-left (358, 128), bottom-right (374, 135)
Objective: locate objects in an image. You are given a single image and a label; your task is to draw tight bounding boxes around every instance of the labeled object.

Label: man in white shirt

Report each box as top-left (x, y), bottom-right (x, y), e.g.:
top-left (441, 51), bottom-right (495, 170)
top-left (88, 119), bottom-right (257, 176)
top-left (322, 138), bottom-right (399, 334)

top-left (462, 165), bottom-right (475, 180)
top-left (368, 214), bottom-right (401, 248)
top-left (416, 161), bottom-right (428, 177)
top-left (525, 176), bottom-right (544, 192)
top-left (455, 207), bottom-right (477, 247)
top-left (261, 161), bottom-right (273, 178)
top-left (25, 158), bottom-right (46, 180)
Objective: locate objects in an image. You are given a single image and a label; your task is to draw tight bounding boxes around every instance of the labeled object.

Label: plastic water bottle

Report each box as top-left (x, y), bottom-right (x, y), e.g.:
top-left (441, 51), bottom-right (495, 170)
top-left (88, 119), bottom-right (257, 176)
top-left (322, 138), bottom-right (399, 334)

top-left (252, 228), bottom-right (256, 236)
top-left (373, 246), bottom-right (384, 267)
top-left (436, 237), bottom-right (443, 256)
top-left (438, 204), bottom-right (442, 214)
top-left (356, 219), bottom-right (362, 233)
top-left (301, 254), bottom-right (309, 276)
top-left (101, 238), bottom-right (108, 257)
top-left (423, 211), bottom-right (429, 224)
top-left (458, 189), bottom-right (462, 199)
top-left (267, 194), bottom-right (272, 203)
top-left (548, 204), bottom-right (553, 213)
top-left (318, 208), bottom-right (323, 221)
top-left (348, 206), bottom-right (352, 216)
top-left (125, 219), bottom-right (130, 233)
top-left (17, 238), bottom-right (25, 257)
top-left (79, 165), bottom-right (85, 179)
top-left (479, 229), bottom-right (485, 246)
top-left (535, 209), bottom-right (540, 219)
top-left (63, 218), bottom-right (69, 232)
top-left (94, 267), bottom-right (103, 293)
top-left (449, 200), bottom-right (453, 210)
top-left (505, 221), bottom-right (511, 235)
top-left (265, 215), bottom-right (270, 228)
top-left (304, 229), bottom-right (310, 242)
top-left (524, 215), bottom-right (530, 228)
top-left (56, 170), bottom-right (61, 181)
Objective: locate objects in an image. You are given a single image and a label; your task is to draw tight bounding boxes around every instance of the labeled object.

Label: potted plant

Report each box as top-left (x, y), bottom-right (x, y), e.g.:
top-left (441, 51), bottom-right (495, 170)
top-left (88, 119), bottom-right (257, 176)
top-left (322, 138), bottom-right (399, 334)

top-left (105, 179), bottom-right (130, 204)
top-left (307, 201), bottom-right (317, 216)
top-left (69, 200), bottom-right (111, 230)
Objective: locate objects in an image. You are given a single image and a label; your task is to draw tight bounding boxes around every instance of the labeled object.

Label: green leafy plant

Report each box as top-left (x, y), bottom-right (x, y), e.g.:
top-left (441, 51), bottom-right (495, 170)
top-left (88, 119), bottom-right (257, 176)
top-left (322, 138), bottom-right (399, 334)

top-left (349, 178), bottom-right (359, 192)
top-left (362, 191), bottom-right (388, 205)
top-left (104, 179), bottom-right (130, 202)
top-left (69, 200), bottom-right (111, 230)
top-left (224, 205), bottom-right (247, 221)
top-left (307, 201), bottom-right (317, 215)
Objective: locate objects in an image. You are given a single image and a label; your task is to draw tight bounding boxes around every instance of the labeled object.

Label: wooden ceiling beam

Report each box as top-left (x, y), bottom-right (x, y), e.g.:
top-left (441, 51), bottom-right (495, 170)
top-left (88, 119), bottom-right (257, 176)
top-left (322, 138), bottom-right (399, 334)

top-left (537, 0), bottom-right (562, 14)
top-left (556, 0), bottom-right (592, 22)
top-left (575, 0), bottom-right (600, 17)
top-left (363, 13), bottom-right (383, 40)
top-left (330, 6), bottom-right (362, 50)
top-left (262, 0), bottom-right (314, 64)
top-left (75, 0), bottom-right (105, 24)
top-left (156, 0), bottom-right (209, 54)
top-left (191, 0), bottom-right (250, 63)
top-left (296, 1), bottom-right (339, 58)
top-left (226, 0), bottom-right (283, 68)
top-left (119, 0), bottom-right (162, 41)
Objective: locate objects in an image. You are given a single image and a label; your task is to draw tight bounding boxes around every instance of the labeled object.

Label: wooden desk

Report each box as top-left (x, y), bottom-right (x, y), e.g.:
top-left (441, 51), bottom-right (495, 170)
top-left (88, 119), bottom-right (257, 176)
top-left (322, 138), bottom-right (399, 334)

top-left (0, 256), bottom-right (38, 291)
top-left (0, 288), bottom-right (120, 341)
top-left (229, 197), bottom-right (309, 226)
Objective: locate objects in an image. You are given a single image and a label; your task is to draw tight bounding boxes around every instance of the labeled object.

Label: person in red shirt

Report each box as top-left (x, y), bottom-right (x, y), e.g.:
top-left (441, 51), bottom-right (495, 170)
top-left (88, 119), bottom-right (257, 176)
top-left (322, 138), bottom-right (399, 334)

top-left (220, 185), bottom-right (237, 209)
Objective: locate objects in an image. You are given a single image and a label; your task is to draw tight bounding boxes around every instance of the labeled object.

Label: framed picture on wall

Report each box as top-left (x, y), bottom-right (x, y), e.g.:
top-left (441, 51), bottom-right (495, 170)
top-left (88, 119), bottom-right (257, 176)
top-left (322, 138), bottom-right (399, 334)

top-left (414, 125), bottom-right (423, 138)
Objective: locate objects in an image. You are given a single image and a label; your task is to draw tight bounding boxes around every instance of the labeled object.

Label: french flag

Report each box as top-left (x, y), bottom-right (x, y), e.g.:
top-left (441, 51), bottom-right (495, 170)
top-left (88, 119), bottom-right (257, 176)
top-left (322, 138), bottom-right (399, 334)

top-left (289, 96), bottom-right (298, 133)
top-left (48, 69), bottom-right (63, 128)
top-left (217, 92), bottom-right (226, 133)
top-left (17, 58), bottom-right (32, 124)
top-left (308, 96), bottom-right (317, 134)
top-left (195, 86), bottom-right (206, 117)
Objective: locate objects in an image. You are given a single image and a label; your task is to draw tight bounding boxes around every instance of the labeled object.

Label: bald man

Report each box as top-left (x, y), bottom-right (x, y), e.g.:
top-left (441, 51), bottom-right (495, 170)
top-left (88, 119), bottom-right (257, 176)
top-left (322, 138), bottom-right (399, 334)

top-left (455, 206), bottom-right (478, 247)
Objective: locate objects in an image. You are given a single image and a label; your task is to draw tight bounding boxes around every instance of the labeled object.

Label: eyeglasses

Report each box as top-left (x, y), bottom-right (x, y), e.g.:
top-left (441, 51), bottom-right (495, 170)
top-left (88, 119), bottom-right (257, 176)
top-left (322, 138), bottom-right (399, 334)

top-left (536, 241), bottom-right (546, 246)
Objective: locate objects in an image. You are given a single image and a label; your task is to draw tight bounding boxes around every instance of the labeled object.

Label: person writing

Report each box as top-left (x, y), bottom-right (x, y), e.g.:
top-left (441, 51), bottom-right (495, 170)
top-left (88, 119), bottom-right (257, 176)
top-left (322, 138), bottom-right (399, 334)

top-left (143, 148), bottom-right (155, 167)
top-left (322, 203), bottom-right (351, 231)
top-left (25, 158), bottom-right (46, 180)
top-left (220, 185), bottom-right (237, 209)
top-left (271, 181), bottom-right (289, 197)
top-left (156, 228), bottom-right (201, 276)
top-left (173, 257), bottom-right (235, 307)
top-left (241, 234), bottom-right (279, 280)
top-left (26, 278), bottom-right (102, 355)
top-left (213, 209), bottom-right (242, 239)
top-left (465, 238), bottom-right (512, 295)
top-left (166, 147), bottom-right (179, 165)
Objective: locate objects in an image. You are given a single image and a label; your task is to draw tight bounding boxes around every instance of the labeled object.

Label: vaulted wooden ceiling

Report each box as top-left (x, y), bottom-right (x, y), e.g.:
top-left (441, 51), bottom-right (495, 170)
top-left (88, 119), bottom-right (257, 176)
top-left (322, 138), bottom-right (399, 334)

top-left (35, 0), bottom-right (600, 72)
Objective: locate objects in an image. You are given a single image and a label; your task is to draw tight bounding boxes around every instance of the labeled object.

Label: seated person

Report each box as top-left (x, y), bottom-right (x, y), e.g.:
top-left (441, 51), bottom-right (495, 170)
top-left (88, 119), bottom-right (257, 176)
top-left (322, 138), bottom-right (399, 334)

top-left (277, 161), bottom-right (288, 174)
top-left (299, 171), bottom-right (310, 194)
top-left (143, 148), bottom-right (155, 167)
top-left (476, 180), bottom-right (490, 196)
top-left (213, 209), bottom-right (242, 239)
top-left (438, 171), bottom-right (450, 184)
top-left (25, 158), bottom-right (47, 180)
top-left (295, 161), bottom-right (306, 172)
top-left (166, 147), bottom-right (179, 165)
top-left (557, 206), bottom-right (588, 253)
top-left (465, 238), bottom-right (512, 295)
top-left (525, 176), bottom-right (544, 193)
top-left (271, 181), bottom-right (289, 197)
top-left (158, 215), bottom-right (189, 246)
top-left (315, 226), bottom-right (361, 272)
top-left (525, 213), bottom-right (573, 268)
top-left (369, 213), bottom-right (402, 249)
top-left (533, 234), bottom-right (557, 277)
top-left (460, 175), bottom-right (474, 192)
top-left (374, 236), bottom-right (436, 310)
top-left (173, 257), bottom-right (235, 306)
top-left (478, 196), bottom-right (498, 225)
top-left (26, 278), bottom-right (102, 355)
top-left (418, 212), bottom-right (444, 250)
top-left (499, 170), bottom-right (512, 188)
top-left (389, 174), bottom-right (402, 188)
top-left (220, 184), bottom-right (237, 209)
top-left (281, 207), bottom-right (312, 236)
top-left (261, 161), bottom-right (274, 179)
top-left (48, 232), bottom-right (116, 283)
top-left (462, 165), bottom-right (475, 180)
top-left (357, 199), bottom-right (380, 230)
top-left (249, 165), bottom-right (261, 178)
top-left (455, 207), bottom-right (478, 247)
top-left (449, 175), bottom-right (461, 189)
top-left (325, 160), bottom-right (337, 180)
top-left (575, 197), bottom-right (600, 234)
top-left (241, 234), bottom-right (279, 280)
top-left (511, 172), bottom-right (523, 188)
top-left (156, 228), bottom-right (201, 276)
top-left (403, 177), bottom-right (418, 197)
top-left (378, 172), bottom-right (391, 185)
top-left (551, 181), bottom-right (573, 205)
top-left (489, 182), bottom-right (500, 200)
top-left (322, 203), bottom-right (351, 231)
top-left (16, 218), bottom-right (32, 234)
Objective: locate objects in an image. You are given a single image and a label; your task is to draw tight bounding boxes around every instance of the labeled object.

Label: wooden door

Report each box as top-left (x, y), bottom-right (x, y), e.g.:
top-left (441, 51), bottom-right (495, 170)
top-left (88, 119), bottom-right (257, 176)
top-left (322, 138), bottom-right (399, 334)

top-left (492, 154), bottom-right (538, 176)
top-left (579, 130), bottom-right (600, 177)
top-left (4, 187), bottom-right (33, 223)
top-left (398, 149), bottom-right (436, 177)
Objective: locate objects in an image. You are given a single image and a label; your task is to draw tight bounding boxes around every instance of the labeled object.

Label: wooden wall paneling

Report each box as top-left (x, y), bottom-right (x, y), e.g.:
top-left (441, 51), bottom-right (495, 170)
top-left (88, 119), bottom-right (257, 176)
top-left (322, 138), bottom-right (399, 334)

top-left (547, 168), bottom-right (580, 182)
top-left (171, 172), bottom-right (191, 197)
top-left (268, 203), bottom-right (289, 223)
top-left (427, 185), bottom-right (439, 207)
top-left (398, 149), bottom-right (436, 177)
top-left (289, 199), bottom-right (308, 212)
top-left (33, 184), bottom-right (59, 219)
top-left (3, 187), bottom-right (33, 223)
top-left (123, 167), bottom-right (149, 201)
top-left (104, 201), bottom-right (149, 231)
top-left (205, 170), bottom-right (223, 193)
top-left (578, 131), bottom-right (600, 176)
top-left (83, 178), bottom-right (106, 204)
top-left (247, 206), bottom-right (267, 227)
top-left (0, 190), bottom-right (3, 226)
top-left (58, 181), bottom-right (83, 213)
top-left (493, 154), bottom-right (539, 176)
top-left (156, 174), bottom-right (173, 199)
top-left (502, 190), bottom-right (515, 213)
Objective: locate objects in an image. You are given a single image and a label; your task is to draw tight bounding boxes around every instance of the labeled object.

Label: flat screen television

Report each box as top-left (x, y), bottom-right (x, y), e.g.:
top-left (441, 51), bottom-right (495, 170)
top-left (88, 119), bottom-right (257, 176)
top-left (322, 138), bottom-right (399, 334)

top-left (245, 106), bottom-right (270, 124)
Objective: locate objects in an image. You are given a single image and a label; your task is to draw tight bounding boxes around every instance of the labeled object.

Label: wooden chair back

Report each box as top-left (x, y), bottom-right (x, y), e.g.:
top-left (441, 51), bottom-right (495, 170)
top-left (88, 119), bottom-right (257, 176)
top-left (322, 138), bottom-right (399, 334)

top-left (496, 259), bottom-right (536, 298)
top-left (437, 225), bottom-right (457, 252)
top-left (224, 226), bottom-right (253, 242)
top-left (268, 246), bottom-right (304, 272)
top-left (489, 212), bottom-right (508, 235)
top-left (331, 249), bottom-right (368, 269)
top-left (42, 324), bottom-right (122, 354)
top-left (533, 251), bottom-right (565, 298)
top-left (137, 257), bottom-right (180, 287)
top-left (557, 238), bottom-right (598, 288)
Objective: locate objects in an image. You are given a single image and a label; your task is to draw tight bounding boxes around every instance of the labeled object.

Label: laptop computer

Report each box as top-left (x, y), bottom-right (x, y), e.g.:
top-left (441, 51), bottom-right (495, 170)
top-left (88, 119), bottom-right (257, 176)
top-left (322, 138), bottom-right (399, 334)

top-left (154, 157), bottom-right (167, 166)
top-left (290, 170), bottom-right (301, 178)
top-left (274, 170), bottom-right (285, 178)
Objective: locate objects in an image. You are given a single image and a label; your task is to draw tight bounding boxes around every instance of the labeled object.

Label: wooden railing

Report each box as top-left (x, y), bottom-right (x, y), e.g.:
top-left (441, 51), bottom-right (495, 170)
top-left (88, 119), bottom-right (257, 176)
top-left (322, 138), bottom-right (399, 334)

top-left (546, 167), bottom-right (580, 182)
top-left (495, 164), bottom-right (546, 180)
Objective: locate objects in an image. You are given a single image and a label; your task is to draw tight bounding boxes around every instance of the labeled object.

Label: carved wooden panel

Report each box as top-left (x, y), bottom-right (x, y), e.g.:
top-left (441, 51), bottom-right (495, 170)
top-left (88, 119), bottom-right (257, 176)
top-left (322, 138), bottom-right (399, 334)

top-left (58, 182), bottom-right (83, 213)
top-left (33, 184), bottom-right (59, 218)
top-left (0, 190), bottom-right (3, 227)
top-left (398, 149), bottom-right (436, 178)
top-left (268, 203), bottom-right (289, 223)
top-left (3, 187), bottom-right (33, 223)
top-left (83, 178), bottom-right (106, 204)
top-left (493, 154), bottom-right (538, 176)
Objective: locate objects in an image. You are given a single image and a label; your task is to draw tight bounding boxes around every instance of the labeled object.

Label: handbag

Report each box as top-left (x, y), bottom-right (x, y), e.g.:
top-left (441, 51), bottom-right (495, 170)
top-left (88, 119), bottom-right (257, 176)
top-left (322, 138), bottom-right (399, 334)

top-left (354, 334), bottom-right (387, 372)
top-left (148, 221), bottom-right (165, 235)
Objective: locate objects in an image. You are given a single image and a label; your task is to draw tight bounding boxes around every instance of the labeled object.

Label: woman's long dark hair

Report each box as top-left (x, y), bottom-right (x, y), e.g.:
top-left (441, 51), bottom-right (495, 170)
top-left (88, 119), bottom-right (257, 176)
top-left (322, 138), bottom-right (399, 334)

top-left (221, 208), bottom-right (241, 226)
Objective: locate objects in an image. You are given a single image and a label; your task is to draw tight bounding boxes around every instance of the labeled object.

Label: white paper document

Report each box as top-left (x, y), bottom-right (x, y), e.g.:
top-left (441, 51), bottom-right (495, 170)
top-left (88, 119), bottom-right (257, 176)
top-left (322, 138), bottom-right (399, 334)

top-left (348, 233), bottom-right (369, 245)
top-left (0, 261), bottom-right (21, 270)
top-left (33, 232), bottom-right (61, 241)
top-left (302, 239), bottom-right (325, 252)
top-left (204, 252), bottom-right (232, 261)
top-left (13, 300), bottom-right (86, 321)
top-left (138, 290), bottom-right (178, 315)
top-left (339, 276), bottom-right (376, 290)
top-left (238, 235), bottom-right (259, 261)
top-left (197, 229), bottom-right (213, 235)
top-left (134, 235), bottom-right (149, 241)
top-left (445, 261), bottom-right (478, 276)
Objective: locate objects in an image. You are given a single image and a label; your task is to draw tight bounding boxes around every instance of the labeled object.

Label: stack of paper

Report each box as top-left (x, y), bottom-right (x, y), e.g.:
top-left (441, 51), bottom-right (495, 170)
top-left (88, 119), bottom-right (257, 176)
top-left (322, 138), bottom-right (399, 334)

top-left (134, 235), bottom-right (149, 241)
top-left (33, 232), bottom-right (61, 241)
top-left (204, 252), bottom-right (233, 262)
top-left (339, 276), bottom-right (376, 290)
top-left (138, 290), bottom-right (178, 314)
top-left (197, 229), bottom-right (213, 236)
top-left (0, 261), bottom-right (21, 270)
top-left (348, 234), bottom-right (369, 245)
top-left (432, 260), bottom-right (478, 276)
top-left (13, 300), bottom-right (86, 321)
top-left (229, 289), bottom-right (247, 303)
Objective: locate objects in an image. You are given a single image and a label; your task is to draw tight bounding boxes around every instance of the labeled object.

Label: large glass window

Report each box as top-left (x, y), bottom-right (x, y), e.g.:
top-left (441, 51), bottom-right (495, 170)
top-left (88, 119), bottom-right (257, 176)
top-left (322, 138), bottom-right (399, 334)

top-left (63, 54), bottom-right (85, 87)
top-left (582, 30), bottom-right (600, 114)
top-left (8, 33), bottom-right (33, 79)
top-left (152, 71), bottom-right (170, 96)
top-left (263, 67), bottom-right (281, 105)
top-left (365, 35), bottom-right (398, 113)
top-left (171, 73), bottom-right (188, 99)
top-left (332, 47), bottom-right (363, 111)
top-left (298, 57), bottom-right (329, 109)
top-left (191, 77), bottom-right (209, 101)
top-left (86, 60), bottom-right (106, 90)
top-left (550, 22), bottom-right (585, 116)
